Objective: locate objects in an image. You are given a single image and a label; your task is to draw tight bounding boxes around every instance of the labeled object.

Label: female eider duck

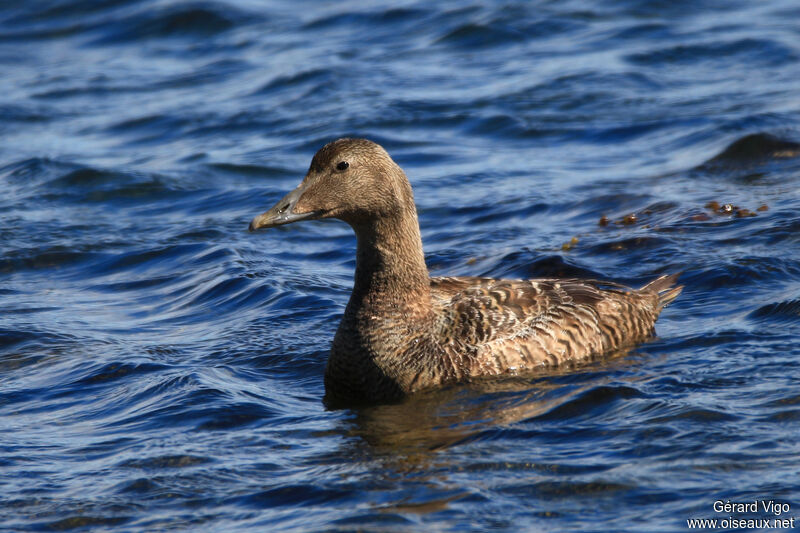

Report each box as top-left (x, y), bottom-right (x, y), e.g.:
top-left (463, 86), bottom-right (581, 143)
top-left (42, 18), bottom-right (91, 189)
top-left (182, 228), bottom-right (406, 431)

top-left (249, 138), bottom-right (682, 404)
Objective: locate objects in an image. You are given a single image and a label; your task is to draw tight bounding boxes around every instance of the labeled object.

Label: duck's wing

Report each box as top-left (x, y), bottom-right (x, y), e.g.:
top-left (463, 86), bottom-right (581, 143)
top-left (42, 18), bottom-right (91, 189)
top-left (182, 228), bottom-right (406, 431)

top-left (429, 276), bottom-right (673, 372)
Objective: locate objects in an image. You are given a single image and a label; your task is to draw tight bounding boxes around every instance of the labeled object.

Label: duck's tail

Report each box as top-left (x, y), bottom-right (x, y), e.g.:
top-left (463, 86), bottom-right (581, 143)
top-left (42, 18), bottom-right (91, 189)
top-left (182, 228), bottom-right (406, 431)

top-left (641, 273), bottom-right (683, 309)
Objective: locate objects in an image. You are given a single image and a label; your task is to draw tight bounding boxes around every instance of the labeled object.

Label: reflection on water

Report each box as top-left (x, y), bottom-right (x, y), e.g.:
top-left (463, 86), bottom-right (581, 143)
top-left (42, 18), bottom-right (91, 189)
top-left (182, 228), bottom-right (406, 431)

top-left (345, 353), bottom-right (641, 465)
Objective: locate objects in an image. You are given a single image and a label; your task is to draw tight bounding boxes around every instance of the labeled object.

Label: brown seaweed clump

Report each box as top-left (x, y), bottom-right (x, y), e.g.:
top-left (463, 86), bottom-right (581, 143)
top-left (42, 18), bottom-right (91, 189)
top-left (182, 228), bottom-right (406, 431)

top-left (704, 200), bottom-right (761, 218)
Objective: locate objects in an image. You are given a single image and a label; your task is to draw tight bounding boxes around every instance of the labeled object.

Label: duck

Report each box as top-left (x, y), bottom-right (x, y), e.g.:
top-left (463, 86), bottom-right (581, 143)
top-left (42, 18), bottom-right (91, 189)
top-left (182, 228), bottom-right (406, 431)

top-left (249, 138), bottom-right (682, 404)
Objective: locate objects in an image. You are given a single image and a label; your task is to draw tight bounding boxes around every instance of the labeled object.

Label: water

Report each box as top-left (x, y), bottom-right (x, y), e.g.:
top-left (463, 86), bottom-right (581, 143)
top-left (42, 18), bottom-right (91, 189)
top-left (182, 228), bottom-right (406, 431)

top-left (2, 1), bottom-right (799, 531)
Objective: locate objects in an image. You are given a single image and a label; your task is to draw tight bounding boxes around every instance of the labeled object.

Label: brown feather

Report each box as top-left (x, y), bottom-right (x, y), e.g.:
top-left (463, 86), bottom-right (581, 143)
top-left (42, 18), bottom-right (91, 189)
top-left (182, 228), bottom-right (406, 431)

top-left (249, 139), bottom-right (682, 404)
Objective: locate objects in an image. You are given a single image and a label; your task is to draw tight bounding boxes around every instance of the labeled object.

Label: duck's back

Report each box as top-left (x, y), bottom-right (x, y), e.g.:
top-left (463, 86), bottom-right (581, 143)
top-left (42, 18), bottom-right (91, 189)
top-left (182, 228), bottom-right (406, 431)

top-left (430, 274), bottom-right (681, 377)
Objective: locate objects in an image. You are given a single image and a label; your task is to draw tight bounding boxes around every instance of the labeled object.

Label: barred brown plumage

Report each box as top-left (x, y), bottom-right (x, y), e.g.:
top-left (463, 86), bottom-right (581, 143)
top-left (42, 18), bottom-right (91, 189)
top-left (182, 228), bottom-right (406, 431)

top-left (249, 138), bottom-right (682, 405)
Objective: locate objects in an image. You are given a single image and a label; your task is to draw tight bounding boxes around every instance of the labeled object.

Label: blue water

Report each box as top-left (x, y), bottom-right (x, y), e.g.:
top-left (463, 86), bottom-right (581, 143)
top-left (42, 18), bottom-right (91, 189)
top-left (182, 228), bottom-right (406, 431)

top-left (2, 1), bottom-right (800, 531)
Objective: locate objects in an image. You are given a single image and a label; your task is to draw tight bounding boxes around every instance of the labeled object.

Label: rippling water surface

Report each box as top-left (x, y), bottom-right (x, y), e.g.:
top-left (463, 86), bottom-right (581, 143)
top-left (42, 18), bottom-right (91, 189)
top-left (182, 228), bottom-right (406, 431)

top-left (2, 1), bottom-right (800, 531)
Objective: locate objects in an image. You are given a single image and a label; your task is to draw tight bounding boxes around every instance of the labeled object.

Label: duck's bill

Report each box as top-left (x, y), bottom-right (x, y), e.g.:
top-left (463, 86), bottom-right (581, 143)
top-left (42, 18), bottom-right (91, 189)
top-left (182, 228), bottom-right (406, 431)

top-left (248, 186), bottom-right (321, 231)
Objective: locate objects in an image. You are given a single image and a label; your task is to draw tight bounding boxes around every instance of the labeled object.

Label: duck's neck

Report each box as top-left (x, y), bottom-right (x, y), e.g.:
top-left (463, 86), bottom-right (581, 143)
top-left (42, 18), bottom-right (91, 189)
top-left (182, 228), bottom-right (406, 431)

top-left (349, 206), bottom-right (431, 313)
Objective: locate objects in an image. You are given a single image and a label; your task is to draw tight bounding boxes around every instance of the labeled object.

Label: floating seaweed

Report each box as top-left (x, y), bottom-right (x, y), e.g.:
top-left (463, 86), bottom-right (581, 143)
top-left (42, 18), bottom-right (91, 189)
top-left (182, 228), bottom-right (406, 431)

top-left (561, 236), bottom-right (579, 251)
top-left (598, 200), bottom-right (769, 229)
top-left (704, 200), bottom-right (760, 217)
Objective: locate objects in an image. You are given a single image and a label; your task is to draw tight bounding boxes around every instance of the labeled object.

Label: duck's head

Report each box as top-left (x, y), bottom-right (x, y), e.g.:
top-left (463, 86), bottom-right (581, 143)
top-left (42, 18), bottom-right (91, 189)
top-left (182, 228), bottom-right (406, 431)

top-left (249, 138), bottom-right (413, 231)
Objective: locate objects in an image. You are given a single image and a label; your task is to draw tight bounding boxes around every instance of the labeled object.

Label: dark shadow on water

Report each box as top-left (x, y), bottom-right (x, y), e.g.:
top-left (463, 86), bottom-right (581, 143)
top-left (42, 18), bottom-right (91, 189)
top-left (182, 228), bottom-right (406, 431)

top-left (336, 349), bottom-right (640, 463)
top-left (698, 132), bottom-right (800, 172)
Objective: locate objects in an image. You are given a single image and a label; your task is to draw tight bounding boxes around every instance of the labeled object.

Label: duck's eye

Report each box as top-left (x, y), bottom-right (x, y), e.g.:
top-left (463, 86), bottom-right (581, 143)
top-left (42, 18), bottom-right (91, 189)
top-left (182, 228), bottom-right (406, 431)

top-left (336, 161), bottom-right (349, 171)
